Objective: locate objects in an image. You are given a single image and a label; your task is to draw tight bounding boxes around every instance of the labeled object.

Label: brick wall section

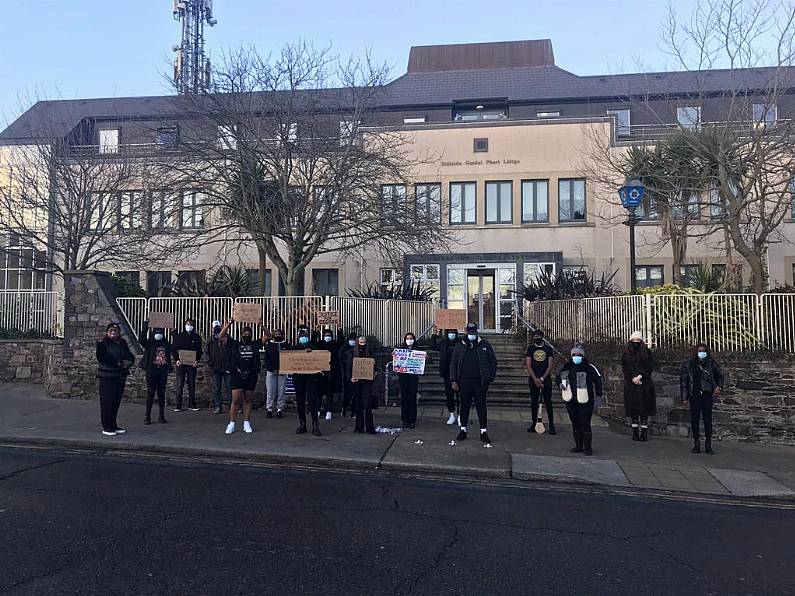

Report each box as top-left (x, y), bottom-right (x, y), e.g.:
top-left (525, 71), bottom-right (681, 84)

top-left (0, 339), bottom-right (60, 382)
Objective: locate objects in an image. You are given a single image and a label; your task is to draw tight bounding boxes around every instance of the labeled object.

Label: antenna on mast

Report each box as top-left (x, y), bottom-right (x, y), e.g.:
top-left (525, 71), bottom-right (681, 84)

top-left (172, 0), bottom-right (217, 94)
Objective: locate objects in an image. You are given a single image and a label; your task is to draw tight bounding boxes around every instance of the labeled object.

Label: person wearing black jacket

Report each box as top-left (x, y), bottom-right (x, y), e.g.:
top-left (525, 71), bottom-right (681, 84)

top-left (344, 335), bottom-right (376, 434)
top-left (206, 320), bottom-right (234, 414)
top-left (396, 332), bottom-right (420, 428)
top-left (431, 328), bottom-right (459, 425)
top-left (139, 321), bottom-right (173, 425)
top-left (95, 322), bottom-right (135, 435)
top-left (171, 317), bottom-right (203, 412)
top-left (556, 344), bottom-right (603, 456)
top-left (449, 322), bottom-right (498, 444)
top-left (339, 333), bottom-right (358, 418)
top-left (221, 321), bottom-right (263, 434)
top-left (318, 328), bottom-right (344, 421)
top-left (622, 331), bottom-right (656, 442)
top-left (263, 329), bottom-right (291, 418)
top-left (680, 342), bottom-right (724, 455)
top-left (293, 329), bottom-right (322, 436)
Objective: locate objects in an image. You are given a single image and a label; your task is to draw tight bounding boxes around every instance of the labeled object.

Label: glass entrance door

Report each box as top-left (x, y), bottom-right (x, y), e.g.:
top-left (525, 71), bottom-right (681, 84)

top-left (467, 270), bottom-right (496, 331)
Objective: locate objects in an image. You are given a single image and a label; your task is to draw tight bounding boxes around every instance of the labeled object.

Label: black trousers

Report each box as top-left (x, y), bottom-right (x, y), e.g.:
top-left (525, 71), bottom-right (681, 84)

top-left (99, 376), bottom-right (125, 432)
top-left (352, 380), bottom-right (375, 433)
top-left (459, 379), bottom-right (488, 429)
top-left (690, 391), bottom-right (714, 440)
top-left (319, 372), bottom-right (338, 413)
top-left (398, 374), bottom-right (419, 424)
top-left (293, 374), bottom-right (319, 425)
top-left (443, 375), bottom-right (458, 413)
top-left (146, 372), bottom-right (168, 419)
top-left (529, 378), bottom-right (554, 426)
top-left (175, 365), bottom-right (197, 409)
top-left (342, 379), bottom-right (354, 415)
top-left (565, 399), bottom-right (594, 433)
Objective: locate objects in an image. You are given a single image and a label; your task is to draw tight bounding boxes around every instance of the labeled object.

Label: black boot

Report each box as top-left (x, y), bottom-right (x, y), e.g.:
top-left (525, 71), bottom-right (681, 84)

top-left (456, 429), bottom-right (467, 441)
top-left (640, 427), bottom-right (648, 442)
top-left (582, 432), bottom-right (593, 456)
top-left (692, 439), bottom-right (701, 453)
top-left (144, 416), bottom-right (151, 425)
top-left (159, 415), bottom-right (168, 424)
top-left (570, 431), bottom-right (583, 453)
top-left (705, 438), bottom-right (714, 455)
top-left (632, 426), bottom-right (639, 441)
top-left (296, 422), bottom-right (307, 434)
top-left (311, 422), bottom-right (322, 437)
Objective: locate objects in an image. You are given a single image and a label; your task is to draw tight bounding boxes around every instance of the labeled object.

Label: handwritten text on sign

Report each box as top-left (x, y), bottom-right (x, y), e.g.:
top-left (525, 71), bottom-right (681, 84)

top-left (316, 310), bottom-right (340, 326)
top-left (279, 350), bottom-right (331, 374)
top-left (352, 357), bottom-right (375, 381)
top-left (435, 309), bottom-right (467, 331)
top-left (233, 303), bottom-right (263, 324)
top-left (392, 349), bottom-right (427, 375)
top-left (148, 312), bottom-right (175, 329)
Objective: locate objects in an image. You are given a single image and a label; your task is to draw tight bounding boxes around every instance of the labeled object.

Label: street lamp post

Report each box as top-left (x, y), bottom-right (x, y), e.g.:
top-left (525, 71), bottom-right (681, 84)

top-left (618, 179), bottom-right (646, 293)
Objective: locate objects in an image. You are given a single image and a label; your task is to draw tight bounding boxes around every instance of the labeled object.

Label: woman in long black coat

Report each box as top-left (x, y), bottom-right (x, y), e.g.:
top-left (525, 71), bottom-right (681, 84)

top-left (621, 331), bottom-right (656, 442)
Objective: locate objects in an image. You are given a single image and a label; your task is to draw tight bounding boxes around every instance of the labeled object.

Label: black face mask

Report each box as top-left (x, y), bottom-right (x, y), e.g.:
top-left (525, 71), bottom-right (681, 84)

top-left (274, 335), bottom-right (283, 342)
top-left (242, 334), bottom-right (252, 341)
top-left (213, 327), bottom-right (221, 335)
top-left (631, 342), bottom-right (641, 351)
top-left (534, 339), bottom-right (544, 346)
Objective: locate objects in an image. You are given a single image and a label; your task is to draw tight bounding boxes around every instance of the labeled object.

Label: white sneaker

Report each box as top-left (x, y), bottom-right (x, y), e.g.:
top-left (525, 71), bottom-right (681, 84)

top-left (243, 421), bottom-right (253, 433)
top-left (446, 413), bottom-right (456, 425)
top-left (114, 428), bottom-right (127, 434)
top-left (101, 430), bottom-right (117, 436)
top-left (325, 412), bottom-right (332, 421)
top-left (225, 422), bottom-right (235, 434)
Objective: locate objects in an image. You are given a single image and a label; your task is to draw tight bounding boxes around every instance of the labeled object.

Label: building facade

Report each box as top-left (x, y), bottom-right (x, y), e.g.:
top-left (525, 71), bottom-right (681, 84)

top-left (2, 39), bottom-right (795, 333)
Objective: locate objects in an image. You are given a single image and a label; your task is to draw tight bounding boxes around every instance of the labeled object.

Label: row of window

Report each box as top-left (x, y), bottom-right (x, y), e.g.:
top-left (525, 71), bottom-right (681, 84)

top-left (89, 191), bottom-right (205, 231)
top-left (382, 179), bottom-right (587, 225)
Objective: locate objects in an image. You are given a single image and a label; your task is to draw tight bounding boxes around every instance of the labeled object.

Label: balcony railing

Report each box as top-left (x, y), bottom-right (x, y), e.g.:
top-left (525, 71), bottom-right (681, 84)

top-left (618, 119), bottom-right (790, 142)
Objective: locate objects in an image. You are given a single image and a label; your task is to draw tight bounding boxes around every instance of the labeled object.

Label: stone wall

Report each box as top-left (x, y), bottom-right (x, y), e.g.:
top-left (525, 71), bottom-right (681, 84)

top-left (0, 339), bottom-right (61, 382)
top-left (592, 343), bottom-right (795, 446)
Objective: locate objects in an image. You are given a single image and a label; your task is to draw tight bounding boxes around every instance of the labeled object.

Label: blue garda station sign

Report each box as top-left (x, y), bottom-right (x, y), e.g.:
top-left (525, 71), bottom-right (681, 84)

top-left (618, 180), bottom-right (645, 209)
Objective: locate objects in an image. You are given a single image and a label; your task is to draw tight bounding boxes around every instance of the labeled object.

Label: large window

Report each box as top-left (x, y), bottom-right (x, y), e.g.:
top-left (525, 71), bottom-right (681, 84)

top-left (152, 191), bottom-right (178, 229)
top-left (485, 181), bottom-right (512, 224)
top-left (114, 271), bottom-right (140, 287)
top-left (753, 103), bottom-right (777, 127)
top-left (638, 196), bottom-right (659, 221)
top-left (524, 262), bottom-right (556, 285)
top-left (607, 108), bottom-right (631, 137)
top-left (449, 182), bottom-right (476, 224)
top-left (672, 193), bottom-right (701, 220)
top-left (453, 104), bottom-right (507, 121)
top-left (708, 189), bottom-right (725, 220)
top-left (410, 264), bottom-right (440, 296)
top-left (312, 269), bottom-right (339, 296)
top-left (178, 270), bottom-right (205, 289)
top-left (379, 267), bottom-right (403, 291)
top-left (246, 268), bottom-right (272, 295)
top-left (98, 128), bottom-right (119, 154)
top-left (339, 119), bottom-right (361, 146)
top-left (521, 180), bottom-right (549, 223)
top-left (381, 184), bottom-right (407, 220)
top-left (415, 183), bottom-right (441, 222)
top-left (146, 271), bottom-right (172, 296)
top-left (180, 191), bottom-right (204, 229)
top-left (677, 106), bottom-right (701, 130)
top-left (155, 127), bottom-right (178, 147)
top-left (120, 191), bottom-right (145, 230)
top-left (89, 192), bottom-right (117, 231)
top-left (562, 265), bottom-right (588, 281)
top-left (0, 237), bottom-right (46, 290)
top-left (635, 265), bottom-right (664, 288)
top-left (558, 179), bottom-right (586, 222)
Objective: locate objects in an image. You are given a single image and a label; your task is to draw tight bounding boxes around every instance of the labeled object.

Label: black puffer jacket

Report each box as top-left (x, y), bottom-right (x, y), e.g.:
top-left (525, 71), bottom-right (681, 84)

top-left (95, 338), bottom-right (135, 379)
top-left (680, 356), bottom-right (724, 401)
top-left (431, 332), bottom-right (457, 378)
top-left (449, 337), bottom-right (498, 385)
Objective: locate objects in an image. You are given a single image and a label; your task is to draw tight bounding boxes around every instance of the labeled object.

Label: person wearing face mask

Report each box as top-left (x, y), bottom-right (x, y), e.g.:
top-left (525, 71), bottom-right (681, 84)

top-left (431, 328), bottom-right (460, 425)
top-left (621, 331), bottom-right (657, 442)
top-left (139, 320), bottom-right (174, 425)
top-left (264, 328), bottom-right (291, 418)
top-left (556, 344), bottom-right (603, 456)
top-left (318, 328), bottom-right (343, 421)
top-left (95, 322), bottom-right (135, 436)
top-left (680, 342), bottom-right (724, 455)
top-left (206, 320), bottom-right (234, 414)
top-left (292, 329), bottom-right (322, 436)
top-left (344, 335), bottom-right (376, 434)
top-left (395, 332), bottom-right (420, 428)
top-left (339, 332), bottom-right (358, 418)
top-left (526, 329), bottom-right (556, 435)
top-left (449, 322), bottom-right (498, 444)
top-left (171, 318), bottom-right (203, 412)
top-left (222, 320), bottom-right (263, 434)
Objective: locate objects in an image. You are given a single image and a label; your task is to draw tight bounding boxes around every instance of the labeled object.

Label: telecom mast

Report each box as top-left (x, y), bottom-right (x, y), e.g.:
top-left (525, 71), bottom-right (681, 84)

top-left (172, 0), bottom-right (217, 94)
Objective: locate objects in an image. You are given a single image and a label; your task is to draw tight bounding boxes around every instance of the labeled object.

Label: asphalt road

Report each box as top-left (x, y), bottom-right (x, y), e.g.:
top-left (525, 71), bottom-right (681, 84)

top-left (0, 447), bottom-right (793, 596)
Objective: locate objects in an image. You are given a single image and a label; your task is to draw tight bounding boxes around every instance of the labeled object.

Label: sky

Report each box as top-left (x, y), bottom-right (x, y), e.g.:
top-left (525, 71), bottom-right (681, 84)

top-left (0, 0), bottom-right (703, 126)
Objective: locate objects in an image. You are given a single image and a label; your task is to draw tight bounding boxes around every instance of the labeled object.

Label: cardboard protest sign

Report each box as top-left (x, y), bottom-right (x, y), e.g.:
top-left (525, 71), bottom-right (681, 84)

top-left (279, 350), bottom-right (331, 373)
top-left (316, 310), bottom-right (340, 326)
top-left (352, 357), bottom-right (375, 381)
top-left (233, 302), bottom-right (263, 324)
top-left (435, 309), bottom-right (467, 331)
top-left (178, 350), bottom-right (197, 366)
top-left (392, 349), bottom-right (427, 375)
top-left (148, 312), bottom-right (174, 329)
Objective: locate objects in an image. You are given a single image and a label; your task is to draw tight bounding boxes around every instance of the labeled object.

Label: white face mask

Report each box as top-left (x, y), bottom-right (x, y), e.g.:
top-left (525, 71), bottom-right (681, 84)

top-left (154, 333), bottom-right (164, 341)
top-left (467, 334), bottom-right (477, 342)
top-left (348, 339), bottom-right (356, 347)
top-left (324, 336), bottom-right (333, 343)
top-left (405, 338), bottom-right (415, 347)
top-left (185, 325), bottom-right (194, 333)
top-left (447, 333), bottom-right (457, 341)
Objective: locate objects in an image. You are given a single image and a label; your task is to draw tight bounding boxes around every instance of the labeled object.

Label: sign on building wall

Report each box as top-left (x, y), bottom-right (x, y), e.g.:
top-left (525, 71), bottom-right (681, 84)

top-left (392, 349), bottom-right (427, 375)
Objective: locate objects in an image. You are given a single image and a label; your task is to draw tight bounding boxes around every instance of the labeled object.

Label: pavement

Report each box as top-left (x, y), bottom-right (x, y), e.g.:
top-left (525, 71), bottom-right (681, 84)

top-left (3, 448), bottom-right (794, 595)
top-left (1, 383), bottom-right (794, 501)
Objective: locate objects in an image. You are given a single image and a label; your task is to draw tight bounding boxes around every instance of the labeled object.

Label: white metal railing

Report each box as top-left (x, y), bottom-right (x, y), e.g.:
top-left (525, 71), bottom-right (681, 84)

top-left (116, 297), bottom-right (147, 337)
top-left (0, 290), bottom-right (61, 337)
top-left (330, 297), bottom-right (437, 347)
top-left (526, 292), bottom-right (795, 352)
top-left (148, 297), bottom-right (234, 339)
top-left (234, 296), bottom-right (327, 341)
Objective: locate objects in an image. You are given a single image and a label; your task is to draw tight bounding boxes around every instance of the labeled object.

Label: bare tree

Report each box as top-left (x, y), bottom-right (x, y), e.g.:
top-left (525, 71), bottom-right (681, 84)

top-left (170, 42), bottom-right (451, 296)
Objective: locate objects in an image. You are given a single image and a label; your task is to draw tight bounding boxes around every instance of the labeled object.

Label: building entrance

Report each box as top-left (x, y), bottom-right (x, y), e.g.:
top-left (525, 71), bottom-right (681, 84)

top-left (467, 270), bottom-right (496, 332)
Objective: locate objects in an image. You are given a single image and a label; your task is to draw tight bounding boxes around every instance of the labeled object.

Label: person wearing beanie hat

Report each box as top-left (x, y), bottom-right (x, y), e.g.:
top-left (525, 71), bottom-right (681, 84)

top-left (555, 343), bottom-right (603, 456)
top-left (263, 328), bottom-right (291, 418)
top-left (95, 322), bottom-right (135, 436)
top-left (339, 332), bottom-right (358, 418)
top-left (526, 328), bottom-right (556, 435)
top-left (431, 327), bottom-right (461, 425)
top-left (622, 331), bottom-right (657, 442)
top-left (449, 321), bottom-right (498, 444)
top-left (292, 328), bottom-right (322, 436)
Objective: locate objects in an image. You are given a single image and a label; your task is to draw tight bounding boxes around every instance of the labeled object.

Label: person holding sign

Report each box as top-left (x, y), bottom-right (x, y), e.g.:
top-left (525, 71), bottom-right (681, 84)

top-left (171, 317), bottom-right (203, 412)
top-left (318, 328), bottom-right (344, 421)
top-left (263, 328), bottom-right (291, 418)
top-left (95, 322), bottom-right (135, 436)
top-left (292, 329), bottom-right (322, 436)
top-left (221, 321), bottom-right (263, 434)
top-left (449, 322), bottom-right (498, 444)
top-left (555, 344), bottom-right (603, 456)
top-left (139, 320), bottom-right (174, 425)
top-left (343, 336), bottom-right (376, 434)
top-left (396, 332), bottom-right (420, 429)
top-left (431, 328), bottom-right (460, 425)
top-left (526, 329), bottom-right (556, 435)
top-left (339, 332), bottom-right (358, 419)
